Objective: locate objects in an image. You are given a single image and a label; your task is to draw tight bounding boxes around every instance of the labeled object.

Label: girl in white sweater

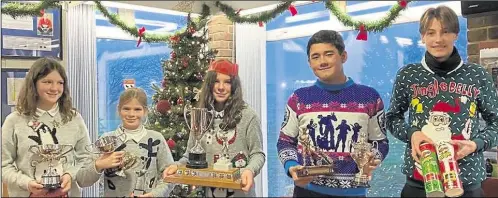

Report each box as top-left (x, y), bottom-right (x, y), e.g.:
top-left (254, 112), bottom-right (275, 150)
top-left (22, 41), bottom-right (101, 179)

top-left (2, 57), bottom-right (94, 197)
top-left (78, 87), bottom-right (175, 197)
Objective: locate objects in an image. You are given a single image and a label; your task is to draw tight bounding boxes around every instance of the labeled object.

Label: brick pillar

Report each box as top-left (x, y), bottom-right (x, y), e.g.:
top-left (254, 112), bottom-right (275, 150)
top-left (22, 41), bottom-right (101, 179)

top-left (466, 14), bottom-right (498, 67)
top-left (208, 14), bottom-right (234, 62)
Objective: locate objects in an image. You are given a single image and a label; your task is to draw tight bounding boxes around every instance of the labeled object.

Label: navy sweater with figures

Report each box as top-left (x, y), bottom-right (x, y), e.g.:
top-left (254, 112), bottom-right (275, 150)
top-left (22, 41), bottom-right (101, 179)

top-left (277, 78), bottom-right (389, 196)
top-left (386, 57), bottom-right (498, 190)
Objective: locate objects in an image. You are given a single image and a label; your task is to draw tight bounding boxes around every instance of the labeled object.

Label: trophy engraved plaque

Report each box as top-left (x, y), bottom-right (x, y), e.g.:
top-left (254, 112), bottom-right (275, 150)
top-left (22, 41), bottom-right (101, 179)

top-left (29, 144), bottom-right (73, 190)
top-left (350, 131), bottom-right (382, 187)
top-left (165, 165), bottom-right (242, 190)
top-left (296, 128), bottom-right (334, 177)
top-left (184, 106), bottom-right (215, 169)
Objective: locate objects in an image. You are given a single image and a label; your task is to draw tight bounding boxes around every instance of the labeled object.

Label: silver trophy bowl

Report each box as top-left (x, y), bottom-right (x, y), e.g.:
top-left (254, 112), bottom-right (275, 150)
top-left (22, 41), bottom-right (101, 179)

top-left (184, 105), bottom-right (215, 169)
top-left (85, 133), bottom-right (127, 154)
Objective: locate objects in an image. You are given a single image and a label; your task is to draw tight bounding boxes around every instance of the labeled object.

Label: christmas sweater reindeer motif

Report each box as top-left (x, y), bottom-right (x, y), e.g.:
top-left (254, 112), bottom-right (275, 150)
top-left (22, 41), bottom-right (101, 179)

top-left (386, 62), bottom-right (498, 191)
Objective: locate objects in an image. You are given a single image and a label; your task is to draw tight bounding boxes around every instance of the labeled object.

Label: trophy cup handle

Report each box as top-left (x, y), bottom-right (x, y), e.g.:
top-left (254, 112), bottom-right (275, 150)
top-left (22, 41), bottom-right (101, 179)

top-left (205, 108), bottom-right (216, 133)
top-left (31, 160), bottom-right (40, 167)
top-left (85, 143), bottom-right (102, 154)
top-left (59, 156), bottom-right (68, 164)
top-left (370, 141), bottom-right (383, 160)
top-left (29, 145), bottom-right (40, 154)
top-left (59, 145), bottom-right (74, 157)
top-left (115, 132), bottom-right (128, 146)
top-left (183, 105), bottom-right (192, 131)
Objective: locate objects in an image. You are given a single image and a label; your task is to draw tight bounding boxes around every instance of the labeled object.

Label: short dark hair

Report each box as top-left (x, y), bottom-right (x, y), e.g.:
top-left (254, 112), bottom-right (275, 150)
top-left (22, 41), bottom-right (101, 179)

top-left (307, 30), bottom-right (345, 57)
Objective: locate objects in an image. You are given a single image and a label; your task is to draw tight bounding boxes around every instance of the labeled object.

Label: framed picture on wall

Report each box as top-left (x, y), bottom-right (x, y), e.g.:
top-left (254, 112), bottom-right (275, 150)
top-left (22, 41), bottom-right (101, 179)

top-left (1, 3), bottom-right (63, 59)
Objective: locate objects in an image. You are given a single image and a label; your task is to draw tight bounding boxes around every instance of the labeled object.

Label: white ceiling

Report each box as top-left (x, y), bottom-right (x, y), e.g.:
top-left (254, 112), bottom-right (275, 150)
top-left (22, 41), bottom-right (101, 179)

top-left (118, 1), bottom-right (281, 14)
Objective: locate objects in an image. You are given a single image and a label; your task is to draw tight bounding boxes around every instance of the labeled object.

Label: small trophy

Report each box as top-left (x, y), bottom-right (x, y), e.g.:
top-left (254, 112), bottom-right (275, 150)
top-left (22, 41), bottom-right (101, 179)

top-left (29, 144), bottom-right (74, 190)
top-left (350, 131), bottom-right (382, 187)
top-left (184, 105), bottom-right (215, 169)
top-left (296, 129), bottom-right (334, 177)
top-left (213, 136), bottom-right (232, 171)
top-left (132, 157), bottom-right (150, 196)
top-left (85, 133), bottom-right (127, 154)
top-left (86, 133), bottom-right (137, 177)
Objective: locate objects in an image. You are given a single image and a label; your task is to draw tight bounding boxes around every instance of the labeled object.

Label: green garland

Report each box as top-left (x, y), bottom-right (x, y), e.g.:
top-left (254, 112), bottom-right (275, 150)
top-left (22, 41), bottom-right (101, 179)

top-left (1, 0), bottom-right (60, 18)
top-left (1, 0), bottom-right (411, 42)
top-left (325, 1), bottom-right (411, 32)
top-left (94, 1), bottom-right (210, 43)
top-left (214, 1), bottom-right (295, 24)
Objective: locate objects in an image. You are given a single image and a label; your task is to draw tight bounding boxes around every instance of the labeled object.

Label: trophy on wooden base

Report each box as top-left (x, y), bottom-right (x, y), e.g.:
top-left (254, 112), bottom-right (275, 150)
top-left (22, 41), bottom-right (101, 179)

top-left (184, 106), bottom-right (215, 169)
top-left (29, 144), bottom-right (73, 190)
top-left (350, 131), bottom-right (382, 187)
top-left (164, 106), bottom-right (242, 190)
top-left (295, 129), bottom-right (334, 177)
top-left (166, 165), bottom-right (243, 190)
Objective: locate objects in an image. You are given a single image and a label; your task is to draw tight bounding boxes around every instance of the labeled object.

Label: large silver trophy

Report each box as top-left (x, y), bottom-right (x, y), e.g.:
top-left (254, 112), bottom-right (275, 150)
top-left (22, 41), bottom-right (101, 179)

top-left (29, 144), bottom-right (73, 190)
top-left (350, 131), bottom-right (382, 187)
top-left (184, 105), bottom-right (215, 169)
top-left (85, 133), bottom-right (138, 177)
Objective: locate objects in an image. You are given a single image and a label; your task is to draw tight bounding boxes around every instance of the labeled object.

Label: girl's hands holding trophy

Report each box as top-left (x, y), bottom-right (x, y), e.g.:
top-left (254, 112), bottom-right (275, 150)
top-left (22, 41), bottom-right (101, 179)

top-left (28, 180), bottom-right (47, 196)
top-left (95, 151), bottom-right (126, 172)
top-left (241, 169), bottom-right (254, 193)
top-left (162, 164), bottom-right (178, 179)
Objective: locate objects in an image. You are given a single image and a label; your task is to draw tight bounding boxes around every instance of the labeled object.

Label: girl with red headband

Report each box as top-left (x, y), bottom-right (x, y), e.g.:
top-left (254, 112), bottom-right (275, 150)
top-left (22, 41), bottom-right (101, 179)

top-left (163, 59), bottom-right (265, 197)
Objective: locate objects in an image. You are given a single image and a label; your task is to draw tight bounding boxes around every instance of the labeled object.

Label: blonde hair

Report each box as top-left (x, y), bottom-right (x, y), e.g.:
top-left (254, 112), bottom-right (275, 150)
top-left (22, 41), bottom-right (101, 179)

top-left (17, 57), bottom-right (76, 123)
top-left (118, 87), bottom-right (148, 110)
top-left (419, 5), bottom-right (459, 35)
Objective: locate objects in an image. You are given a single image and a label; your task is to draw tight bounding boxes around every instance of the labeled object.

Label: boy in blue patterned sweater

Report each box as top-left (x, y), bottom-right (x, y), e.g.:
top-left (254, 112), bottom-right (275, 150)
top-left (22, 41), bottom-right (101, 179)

top-left (277, 30), bottom-right (389, 197)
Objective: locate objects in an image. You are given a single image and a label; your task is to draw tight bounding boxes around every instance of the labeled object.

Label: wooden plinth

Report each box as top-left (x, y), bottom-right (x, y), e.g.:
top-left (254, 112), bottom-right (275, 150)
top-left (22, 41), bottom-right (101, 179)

top-left (164, 165), bottom-right (242, 189)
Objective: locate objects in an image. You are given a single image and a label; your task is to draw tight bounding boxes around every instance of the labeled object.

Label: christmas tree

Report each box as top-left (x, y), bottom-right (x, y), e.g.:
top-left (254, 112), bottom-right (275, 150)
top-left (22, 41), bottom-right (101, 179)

top-left (147, 7), bottom-right (216, 161)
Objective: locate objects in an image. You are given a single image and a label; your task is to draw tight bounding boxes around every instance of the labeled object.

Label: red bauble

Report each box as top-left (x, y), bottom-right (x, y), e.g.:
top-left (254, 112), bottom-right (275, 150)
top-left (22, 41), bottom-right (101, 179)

top-left (182, 58), bottom-right (189, 68)
top-left (170, 51), bottom-right (176, 59)
top-left (170, 35), bottom-right (180, 43)
top-left (188, 27), bottom-right (196, 34)
top-left (177, 98), bottom-right (184, 105)
top-left (399, 0), bottom-right (408, 8)
top-left (156, 100), bottom-right (171, 114)
top-left (162, 79), bottom-right (167, 87)
top-left (167, 138), bottom-right (176, 149)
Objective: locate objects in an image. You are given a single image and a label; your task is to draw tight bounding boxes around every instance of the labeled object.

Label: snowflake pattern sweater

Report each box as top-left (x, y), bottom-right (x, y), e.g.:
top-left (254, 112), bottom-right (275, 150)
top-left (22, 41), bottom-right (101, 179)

top-left (386, 60), bottom-right (498, 191)
top-left (277, 78), bottom-right (389, 196)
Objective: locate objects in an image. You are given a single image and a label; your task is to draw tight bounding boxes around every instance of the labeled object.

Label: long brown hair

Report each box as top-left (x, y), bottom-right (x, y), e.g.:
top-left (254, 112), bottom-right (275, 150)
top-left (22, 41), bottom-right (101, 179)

top-left (197, 70), bottom-right (246, 130)
top-left (16, 57), bottom-right (76, 123)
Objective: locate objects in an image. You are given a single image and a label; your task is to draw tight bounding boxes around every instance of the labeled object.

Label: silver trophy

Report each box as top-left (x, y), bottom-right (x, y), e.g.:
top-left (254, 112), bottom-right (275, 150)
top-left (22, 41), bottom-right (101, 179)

top-left (350, 131), bottom-right (382, 187)
top-left (85, 133), bottom-right (127, 154)
top-left (184, 105), bottom-right (215, 169)
top-left (86, 133), bottom-right (137, 177)
top-left (29, 144), bottom-right (73, 190)
top-left (133, 157), bottom-right (150, 196)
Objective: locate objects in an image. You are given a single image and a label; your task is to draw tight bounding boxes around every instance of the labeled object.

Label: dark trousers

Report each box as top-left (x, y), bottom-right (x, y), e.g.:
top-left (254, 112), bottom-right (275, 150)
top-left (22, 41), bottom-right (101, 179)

top-left (401, 183), bottom-right (484, 197)
top-left (293, 186), bottom-right (366, 198)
